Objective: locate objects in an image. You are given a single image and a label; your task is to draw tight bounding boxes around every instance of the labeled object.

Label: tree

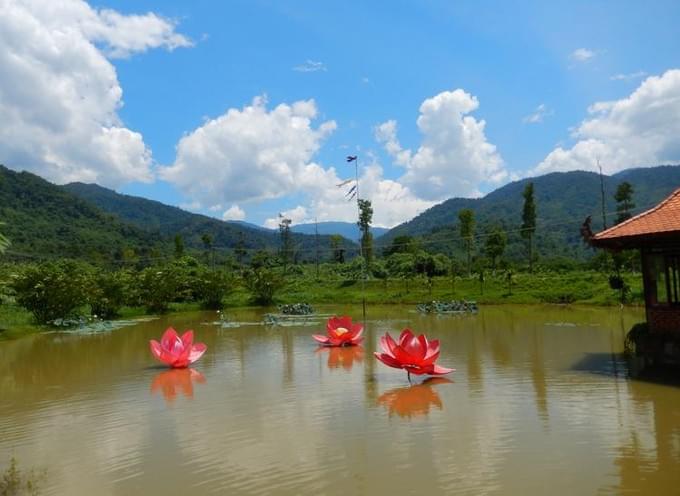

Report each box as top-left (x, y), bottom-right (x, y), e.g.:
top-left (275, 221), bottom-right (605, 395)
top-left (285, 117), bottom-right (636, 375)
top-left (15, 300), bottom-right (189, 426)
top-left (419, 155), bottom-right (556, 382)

top-left (383, 235), bottom-right (418, 256)
top-left (485, 227), bottom-right (507, 271)
top-left (458, 209), bottom-right (475, 276)
top-left (201, 233), bottom-right (213, 268)
top-left (235, 232), bottom-right (247, 266)
top-left (278, 216), bottom-right (292, 274)
top-left (13, 261), bottom-right (92, 323)
top-left (174, 234), bottom-right (185, 259)
top-left (614, 182), bottom-right (635, 225)
top-left (357, 199), bottom-right (374, 267)
top-left (521, 182), bottom-right (537, 272)
top-left (330, 234), bottom-right (345, 264)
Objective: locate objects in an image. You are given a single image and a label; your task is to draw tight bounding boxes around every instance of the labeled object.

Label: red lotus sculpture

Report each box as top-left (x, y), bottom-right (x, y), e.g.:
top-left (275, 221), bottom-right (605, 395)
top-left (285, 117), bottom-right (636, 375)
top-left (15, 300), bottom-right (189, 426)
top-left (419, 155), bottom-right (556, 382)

top-left (151, 368), bottom-right (206, 404)
top-left (150, 328), bottom-right (207, 368)
top-left (312, 316), bottom-right (364, 347)
top-left (375, 329), bottom-right (454, 381)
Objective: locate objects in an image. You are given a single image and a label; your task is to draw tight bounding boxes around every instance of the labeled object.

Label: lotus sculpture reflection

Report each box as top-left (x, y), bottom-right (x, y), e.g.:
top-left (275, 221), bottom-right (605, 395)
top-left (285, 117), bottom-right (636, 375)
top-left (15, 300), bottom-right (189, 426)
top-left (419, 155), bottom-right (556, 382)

top-left (375, 329), bottom-right (454, 381)
top-left (151, 368), bottom-right (206, 404)
top-left (316, 345), bottom-right (364, 371)
top-left (150, 328), bottom-right (207, 368)
top-left (378, 377), bottom-right (452, 418)
top-left (312, 316), bottom-right (364, 347)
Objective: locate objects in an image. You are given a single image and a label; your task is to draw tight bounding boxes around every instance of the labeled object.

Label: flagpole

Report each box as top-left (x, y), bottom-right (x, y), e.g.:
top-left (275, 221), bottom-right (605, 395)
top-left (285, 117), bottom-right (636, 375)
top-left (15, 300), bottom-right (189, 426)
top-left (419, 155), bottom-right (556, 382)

top-left (348, 155), bottom-right (366, 321)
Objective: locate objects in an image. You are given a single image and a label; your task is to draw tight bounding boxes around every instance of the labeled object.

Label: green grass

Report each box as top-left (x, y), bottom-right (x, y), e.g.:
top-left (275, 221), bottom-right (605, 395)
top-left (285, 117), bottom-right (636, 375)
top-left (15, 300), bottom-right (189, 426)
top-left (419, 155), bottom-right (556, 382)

top-left (267, 270), bottom-right (644, 307)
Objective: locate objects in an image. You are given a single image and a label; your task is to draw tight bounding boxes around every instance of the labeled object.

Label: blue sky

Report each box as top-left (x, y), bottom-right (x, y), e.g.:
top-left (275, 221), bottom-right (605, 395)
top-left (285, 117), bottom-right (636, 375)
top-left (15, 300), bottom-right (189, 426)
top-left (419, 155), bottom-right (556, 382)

top-left (3, 0), bottom-right (680, 227)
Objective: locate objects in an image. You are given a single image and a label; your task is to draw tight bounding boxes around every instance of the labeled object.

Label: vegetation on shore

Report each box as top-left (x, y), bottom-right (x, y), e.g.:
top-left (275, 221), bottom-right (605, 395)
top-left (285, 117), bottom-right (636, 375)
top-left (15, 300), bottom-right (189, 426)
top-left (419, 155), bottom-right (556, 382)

top-left (0, 252), bottom-right (643, 340)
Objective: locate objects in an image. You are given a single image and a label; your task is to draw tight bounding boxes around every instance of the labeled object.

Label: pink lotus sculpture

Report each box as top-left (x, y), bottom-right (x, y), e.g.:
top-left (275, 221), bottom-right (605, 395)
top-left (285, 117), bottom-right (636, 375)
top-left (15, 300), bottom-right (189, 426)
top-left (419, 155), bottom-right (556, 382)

top-left (150, 328), bottom-right (207, 368)
top-left (312, 316), bottom-right (364, 347)
top-left (375, 329), bottom-right (454, 381)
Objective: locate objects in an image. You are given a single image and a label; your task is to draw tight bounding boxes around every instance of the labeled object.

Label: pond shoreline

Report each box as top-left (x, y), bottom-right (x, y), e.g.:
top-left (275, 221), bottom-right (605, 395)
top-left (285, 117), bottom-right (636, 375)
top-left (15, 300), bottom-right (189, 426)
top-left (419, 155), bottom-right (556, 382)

top-left (0, 298), bottom-right (646, 341)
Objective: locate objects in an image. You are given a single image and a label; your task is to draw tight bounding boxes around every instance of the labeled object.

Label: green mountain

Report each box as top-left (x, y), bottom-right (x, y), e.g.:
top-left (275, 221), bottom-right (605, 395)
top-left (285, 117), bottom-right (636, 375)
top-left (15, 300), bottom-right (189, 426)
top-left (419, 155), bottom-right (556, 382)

top-left (0, 165), bottom-right (167, 262)
top-left (380, 165), bottom-right (680, 261)
top-left (62, 182), bottom-right (356, 261)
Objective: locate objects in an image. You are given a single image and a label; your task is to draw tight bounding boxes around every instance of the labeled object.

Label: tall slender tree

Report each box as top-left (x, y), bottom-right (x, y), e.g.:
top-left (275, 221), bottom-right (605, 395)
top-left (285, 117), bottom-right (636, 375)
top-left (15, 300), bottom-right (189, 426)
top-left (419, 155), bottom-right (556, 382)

top-left (174, 234), bottom-right (185, 259)
top-left (278, 215), bottom-right (292, 274)
top-left (614, 182), bottom-right (635, 225)
top-left (458, 209), bottom-right (475, 276)
top-left (235, 232), bottom-right (247, 267)
top-left (485, 226), bottom-right (507, 272)
top-left (521, 182), bottom-right (537, 272)
top-left (201, 233), bottom-right (213, 268)
top-left (330, 234), bottom-right (345, 264)
top-left (357, 199), bottom-right (374, 267)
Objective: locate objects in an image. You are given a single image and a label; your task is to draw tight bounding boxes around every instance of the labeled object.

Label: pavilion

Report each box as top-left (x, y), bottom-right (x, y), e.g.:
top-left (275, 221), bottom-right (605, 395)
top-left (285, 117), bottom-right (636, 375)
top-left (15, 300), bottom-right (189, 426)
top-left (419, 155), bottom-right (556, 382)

top-left (592, 187), bottom-right (680, 364)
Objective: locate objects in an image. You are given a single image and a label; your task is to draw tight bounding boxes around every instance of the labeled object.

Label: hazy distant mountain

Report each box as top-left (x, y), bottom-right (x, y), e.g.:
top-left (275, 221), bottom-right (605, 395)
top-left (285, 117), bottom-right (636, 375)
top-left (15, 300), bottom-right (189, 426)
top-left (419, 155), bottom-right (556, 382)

top-left (379, 165), bottom-right (680, 260)
top-left (292, 221), bottom-right (388, 242)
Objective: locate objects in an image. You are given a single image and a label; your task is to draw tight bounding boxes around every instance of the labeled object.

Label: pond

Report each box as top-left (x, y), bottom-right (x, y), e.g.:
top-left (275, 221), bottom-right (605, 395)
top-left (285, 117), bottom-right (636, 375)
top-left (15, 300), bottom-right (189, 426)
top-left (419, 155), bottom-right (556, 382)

top-left (1, 305), bottom-right (679, 495)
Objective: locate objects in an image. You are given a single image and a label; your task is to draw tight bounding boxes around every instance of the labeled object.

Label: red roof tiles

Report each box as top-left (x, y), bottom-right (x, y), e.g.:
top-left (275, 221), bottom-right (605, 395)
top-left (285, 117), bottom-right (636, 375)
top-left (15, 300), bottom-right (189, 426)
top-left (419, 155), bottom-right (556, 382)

top-left (593, 187), bottom-right (680, 246)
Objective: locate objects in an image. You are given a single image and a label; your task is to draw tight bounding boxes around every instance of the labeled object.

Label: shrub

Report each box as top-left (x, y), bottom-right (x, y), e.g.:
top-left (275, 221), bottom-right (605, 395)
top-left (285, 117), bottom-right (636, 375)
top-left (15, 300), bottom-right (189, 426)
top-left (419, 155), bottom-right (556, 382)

top-left (243, 268), bottom-right (284, 305)
top-left (89, 270), bottom-right (130, 319)
top-left (196, 269), bottom-right (234, 309)
top-left (136, 266), bottom-right (180, 313)
top-left (12, 260), bottom-right (91, 324)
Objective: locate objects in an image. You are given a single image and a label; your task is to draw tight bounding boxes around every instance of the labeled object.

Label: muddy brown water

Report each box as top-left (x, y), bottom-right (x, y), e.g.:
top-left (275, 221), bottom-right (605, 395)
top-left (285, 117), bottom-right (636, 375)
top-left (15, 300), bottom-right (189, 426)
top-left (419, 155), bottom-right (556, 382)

top-left (1, 305), bottom-right (679, 495)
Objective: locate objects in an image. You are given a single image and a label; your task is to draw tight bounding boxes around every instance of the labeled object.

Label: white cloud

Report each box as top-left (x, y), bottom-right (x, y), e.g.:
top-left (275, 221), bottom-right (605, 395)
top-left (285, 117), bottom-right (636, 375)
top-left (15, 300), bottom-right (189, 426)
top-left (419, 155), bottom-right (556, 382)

top-left (570, 48), bottom-right (596, 62)
top-left (293, 60), bottom-right (327, 72)
top-left (161, 96), bottom-right (336, 205)
top-left (523, 103), bottom-right (553, 124)
top-left (534, 69), bottom-right (680, 175)
top-left (376, 88), bottom-right (506, 200)
top-left (610, 71), bottom-right (647, 81)
top-left (222, 204), bottom-right (246, 221)
top-left (0, 0), bottom-right (190, 187)
top-left (179, 200), bottom-right (202, 211)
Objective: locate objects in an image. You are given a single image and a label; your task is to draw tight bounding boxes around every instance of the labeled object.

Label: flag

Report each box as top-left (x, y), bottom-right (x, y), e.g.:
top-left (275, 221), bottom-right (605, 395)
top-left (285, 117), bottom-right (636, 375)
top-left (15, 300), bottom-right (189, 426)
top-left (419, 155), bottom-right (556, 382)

top-left (346, 155), bottom-right (357, 162)
top-left (336, 178), bottom-right (354, 187)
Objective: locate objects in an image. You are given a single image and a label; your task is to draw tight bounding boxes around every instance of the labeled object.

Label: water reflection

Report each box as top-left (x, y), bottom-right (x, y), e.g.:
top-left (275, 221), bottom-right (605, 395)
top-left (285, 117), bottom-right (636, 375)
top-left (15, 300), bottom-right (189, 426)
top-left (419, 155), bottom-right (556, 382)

top-left (377, 377), bottom-right (452, 419)
top-left (316, 346), bottom-right (364, 371)
top-left (150, 368), bottom-right (206, 404)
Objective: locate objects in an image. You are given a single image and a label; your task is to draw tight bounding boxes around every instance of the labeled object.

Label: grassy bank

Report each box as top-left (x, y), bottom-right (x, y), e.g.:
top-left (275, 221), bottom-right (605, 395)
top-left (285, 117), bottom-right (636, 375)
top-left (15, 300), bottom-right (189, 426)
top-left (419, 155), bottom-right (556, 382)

top-left (0, 270), bottom-right (643, 340)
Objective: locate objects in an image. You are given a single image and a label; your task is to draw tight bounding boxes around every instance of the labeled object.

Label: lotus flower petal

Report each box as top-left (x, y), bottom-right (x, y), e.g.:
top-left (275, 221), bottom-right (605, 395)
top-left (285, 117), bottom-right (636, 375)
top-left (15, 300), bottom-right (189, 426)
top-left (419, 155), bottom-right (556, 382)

top-left (431, 364), bottom-right (455, 375)
top-left (374, 352), bottom-right (404, 369)
top-left (312, 334), bottom-right (330, 344)
top-left (188, 343), bottom-right (207, 364)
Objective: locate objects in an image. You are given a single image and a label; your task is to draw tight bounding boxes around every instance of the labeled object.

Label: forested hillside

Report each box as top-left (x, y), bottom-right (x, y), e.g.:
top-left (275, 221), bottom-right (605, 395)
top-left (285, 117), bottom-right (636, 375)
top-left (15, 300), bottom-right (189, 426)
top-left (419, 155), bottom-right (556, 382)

top-left (380, 165), bottom-right (680, 260)
top-left (0, 165), bottom-right (167, 262)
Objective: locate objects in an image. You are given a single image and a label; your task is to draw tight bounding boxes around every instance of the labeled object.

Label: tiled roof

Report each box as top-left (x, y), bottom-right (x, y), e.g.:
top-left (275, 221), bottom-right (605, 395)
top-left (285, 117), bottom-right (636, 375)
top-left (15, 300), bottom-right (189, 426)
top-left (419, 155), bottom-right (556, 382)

top-left (593, 187), bottom-right (680, 242)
